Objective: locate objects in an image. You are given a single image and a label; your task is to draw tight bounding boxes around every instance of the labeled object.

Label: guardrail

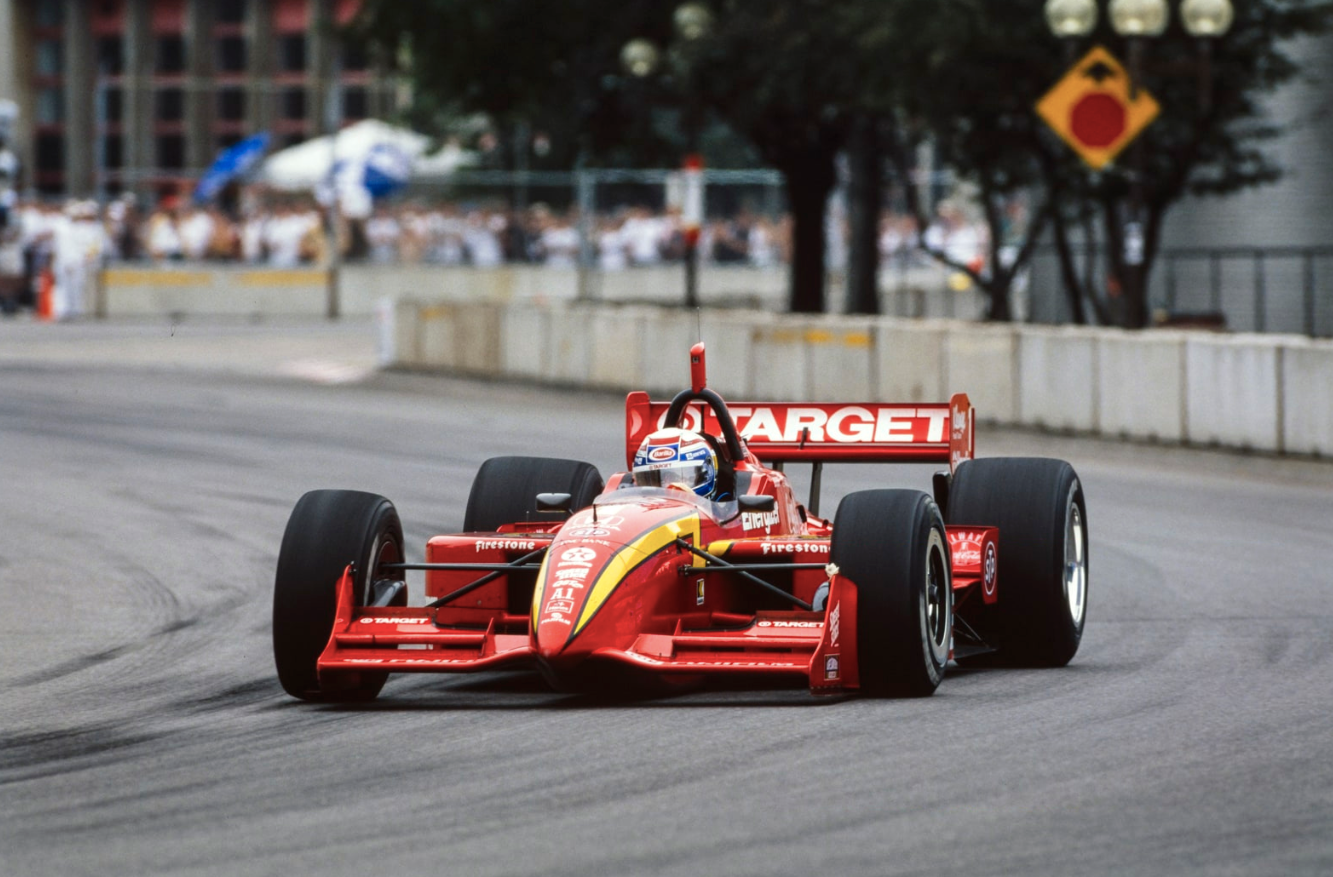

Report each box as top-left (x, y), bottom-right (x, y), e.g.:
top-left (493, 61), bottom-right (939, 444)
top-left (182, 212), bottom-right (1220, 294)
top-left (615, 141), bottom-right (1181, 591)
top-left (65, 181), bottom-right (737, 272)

top-left (383, 299), bottom-right (1333, 458)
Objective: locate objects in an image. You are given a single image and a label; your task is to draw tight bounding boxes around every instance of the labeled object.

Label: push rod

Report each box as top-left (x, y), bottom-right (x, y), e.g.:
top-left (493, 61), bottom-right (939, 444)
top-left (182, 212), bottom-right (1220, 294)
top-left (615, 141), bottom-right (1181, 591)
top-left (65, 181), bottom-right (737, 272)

top-left (673, 539), bottom-right (814, 611)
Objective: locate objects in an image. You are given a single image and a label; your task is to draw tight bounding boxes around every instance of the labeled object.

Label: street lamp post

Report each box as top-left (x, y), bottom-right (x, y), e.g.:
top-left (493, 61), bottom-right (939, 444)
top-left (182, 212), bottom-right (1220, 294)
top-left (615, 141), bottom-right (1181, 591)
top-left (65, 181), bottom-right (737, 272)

top-left (622, 2), bottom-right (713, 310)
top-left (1045, 0), bottom-right (1233, 327)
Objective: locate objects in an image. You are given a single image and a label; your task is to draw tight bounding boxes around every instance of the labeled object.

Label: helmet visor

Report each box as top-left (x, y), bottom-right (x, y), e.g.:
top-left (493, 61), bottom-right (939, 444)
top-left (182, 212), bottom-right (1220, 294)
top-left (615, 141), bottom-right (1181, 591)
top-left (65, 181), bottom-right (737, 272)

top-left (634, 462), bottom-right (708, 491)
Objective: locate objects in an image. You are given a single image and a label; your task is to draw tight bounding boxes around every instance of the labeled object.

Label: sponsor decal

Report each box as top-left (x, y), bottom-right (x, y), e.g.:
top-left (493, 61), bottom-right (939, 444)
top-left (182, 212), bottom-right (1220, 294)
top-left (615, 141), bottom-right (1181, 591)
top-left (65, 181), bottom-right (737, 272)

top-left (568, 538), bottom-right (615, 549)
top-left (540, 614), bottom-right (572, 626)
top-left (952, 408), bottom-right (968, 441)
top-left (824, 654), bottom-right (840, 681)
top-left (760, 541), bottom-right (829, 555)
top-left (742, 510), bottom-right (781, 533)
top-left (727, 406), bottom-right (949, 444)
top-left (983, 541), bottom-right (998, 597)
top-left (555, 567), bottom-right (590, 582)
top-left (757, 620), bottom-right (822, 629)
top-left (360, 617), bottom-right (431, 625)
top-left (545, 599), bottom-right (574, 615)
top-left (475, 539), bottom-right (538, 553)
top-left (648, 446), bottom-right (676, 462)
top-left (949, 531), bottom-right (985, 568)
top-left (696, 578), bottom-right (705, 606)
top-left (829, 601), bottom-right (841, 647)
top-left (559, 547), bottom-right (598, 566)
top-left (566, 527), bottom-right (611, 538)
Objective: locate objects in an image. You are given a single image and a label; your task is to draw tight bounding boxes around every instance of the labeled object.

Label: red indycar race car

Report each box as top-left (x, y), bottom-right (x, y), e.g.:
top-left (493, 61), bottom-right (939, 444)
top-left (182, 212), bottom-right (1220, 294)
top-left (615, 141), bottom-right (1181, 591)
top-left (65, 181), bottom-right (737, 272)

top-left (273, 344), bottom-right (1088, 701)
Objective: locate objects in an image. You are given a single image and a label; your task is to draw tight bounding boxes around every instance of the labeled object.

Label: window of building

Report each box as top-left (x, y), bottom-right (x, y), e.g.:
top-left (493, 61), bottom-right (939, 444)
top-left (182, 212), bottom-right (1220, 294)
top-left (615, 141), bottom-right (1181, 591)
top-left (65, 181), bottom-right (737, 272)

top-left (36, 88), bottom-right (65, 125)
top-left (36, 134), bottom-right (64, 171)
top-left (97, 37), bottom-right (124, 75)
top-left (36, 40), bottom-right (63, 77)
top-left (282, 132), bottom-right (305, 149)
top-left (342, 42), bottom-right (369, 72)
top-left (157, 135), bottom-right (185, 169)
top-left (217, 0), bottom-right (246, 24)
top-left (217, 134), bottom-right (242, 151)
top-left (278, 35), bottom-right (307, 73)
top-left (281, 87), bottom-right (306, 121)
top-left (157, 35), bottom-right (186, 74)
top-left (343, 87), bottom-right (368, 120)
top-left (217, 36), bottom-right (246, 72)
top-left (217, 88), bottom-right (246, 121)
top-left (103, 88), bottom-right (123, 123)
top-left (103, 135), bottom-right (123, 169)
top-left (156, 88), bottom-right (185, 122)
top-left (34, 0), bottom-right (64, 28)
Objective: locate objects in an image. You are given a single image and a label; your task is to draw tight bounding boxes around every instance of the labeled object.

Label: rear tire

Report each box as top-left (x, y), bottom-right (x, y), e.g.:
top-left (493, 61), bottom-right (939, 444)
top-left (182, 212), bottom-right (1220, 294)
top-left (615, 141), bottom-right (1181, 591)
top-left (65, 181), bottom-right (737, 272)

top-left (947, 457), bottom-right (1088, 667)
top-left (273, 490), bottom-right (405, 701)
top-left (831, 490), bottom-right (951, 697)
top-left (463, 456), bottom-right (604, 532)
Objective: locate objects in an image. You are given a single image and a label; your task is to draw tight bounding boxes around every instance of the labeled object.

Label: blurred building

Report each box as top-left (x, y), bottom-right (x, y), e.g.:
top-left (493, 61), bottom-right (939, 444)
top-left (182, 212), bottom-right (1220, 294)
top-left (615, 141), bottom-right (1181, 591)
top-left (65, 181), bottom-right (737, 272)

top-left (0, 0), bottom-right (399, 198)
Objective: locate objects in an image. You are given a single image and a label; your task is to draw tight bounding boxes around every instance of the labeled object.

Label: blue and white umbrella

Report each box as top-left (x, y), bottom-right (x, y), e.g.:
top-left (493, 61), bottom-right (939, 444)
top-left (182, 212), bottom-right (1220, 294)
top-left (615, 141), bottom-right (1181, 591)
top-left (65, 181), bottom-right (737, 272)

top-left (193, 132), bottom-right (270, 204)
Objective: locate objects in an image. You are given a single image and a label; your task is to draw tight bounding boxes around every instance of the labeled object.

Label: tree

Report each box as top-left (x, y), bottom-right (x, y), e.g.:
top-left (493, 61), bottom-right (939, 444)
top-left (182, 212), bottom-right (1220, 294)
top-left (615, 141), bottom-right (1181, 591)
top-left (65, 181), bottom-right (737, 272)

top-left (353, 1), bottom-right (685, 172)
top-left (856, 0), bottom-right (1332, 327)
top-left (686, 2), bottom-right (869, 313)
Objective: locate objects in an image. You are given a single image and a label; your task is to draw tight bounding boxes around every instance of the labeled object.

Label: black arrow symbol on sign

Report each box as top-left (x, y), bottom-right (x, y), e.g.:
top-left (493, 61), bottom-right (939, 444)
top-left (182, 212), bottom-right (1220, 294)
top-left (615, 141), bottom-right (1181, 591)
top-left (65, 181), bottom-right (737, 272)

top-left (1081, 60), bottom-right (1119, 83)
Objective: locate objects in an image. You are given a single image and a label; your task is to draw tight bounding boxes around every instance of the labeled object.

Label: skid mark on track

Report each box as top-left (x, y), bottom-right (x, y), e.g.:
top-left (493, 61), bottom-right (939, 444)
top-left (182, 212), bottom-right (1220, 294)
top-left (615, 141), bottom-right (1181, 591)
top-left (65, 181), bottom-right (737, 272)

top-left (9, 615), bottom-right (205, 688)
top-left (10, 645), bottom-right (135, 687)
top-left (0, 725), bottom-right (165, 782)
top-left (175, 678), bottom-right (282, 714)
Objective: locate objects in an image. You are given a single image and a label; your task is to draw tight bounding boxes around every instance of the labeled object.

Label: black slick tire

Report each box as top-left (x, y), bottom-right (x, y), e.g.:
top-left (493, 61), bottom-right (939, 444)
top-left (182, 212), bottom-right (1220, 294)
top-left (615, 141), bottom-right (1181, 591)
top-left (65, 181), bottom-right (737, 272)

top-left (947, 457), bottom-right (1088, 667)
top-left (831, 489), bottom-right (951, 697)
top-left (463, 456), bottom-right (604, 532)
top-left (273, 490), bottom-right (405, 701)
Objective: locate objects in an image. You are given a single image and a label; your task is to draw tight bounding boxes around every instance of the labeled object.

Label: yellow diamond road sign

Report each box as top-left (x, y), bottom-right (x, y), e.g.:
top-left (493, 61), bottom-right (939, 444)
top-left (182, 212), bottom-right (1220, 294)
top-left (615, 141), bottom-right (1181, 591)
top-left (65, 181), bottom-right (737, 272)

top-left (1037, 45), bottom-right (1160, 170)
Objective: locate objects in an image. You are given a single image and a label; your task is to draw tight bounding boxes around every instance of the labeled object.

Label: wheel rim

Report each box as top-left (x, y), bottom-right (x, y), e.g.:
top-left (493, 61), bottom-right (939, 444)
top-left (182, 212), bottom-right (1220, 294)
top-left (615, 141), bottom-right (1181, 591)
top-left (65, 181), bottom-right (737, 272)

top-left (925, 532), bottom-right (950, 661)
top-left (1064, 489), bottom-right (1087, 626)
top-left (364, 535), bottom-right (402, 604)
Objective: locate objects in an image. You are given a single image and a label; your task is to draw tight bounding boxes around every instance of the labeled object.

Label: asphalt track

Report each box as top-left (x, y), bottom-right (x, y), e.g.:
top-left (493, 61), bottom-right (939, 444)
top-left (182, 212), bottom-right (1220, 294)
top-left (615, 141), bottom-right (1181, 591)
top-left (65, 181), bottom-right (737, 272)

top-left (2, 319), bottom-right (1331, 876)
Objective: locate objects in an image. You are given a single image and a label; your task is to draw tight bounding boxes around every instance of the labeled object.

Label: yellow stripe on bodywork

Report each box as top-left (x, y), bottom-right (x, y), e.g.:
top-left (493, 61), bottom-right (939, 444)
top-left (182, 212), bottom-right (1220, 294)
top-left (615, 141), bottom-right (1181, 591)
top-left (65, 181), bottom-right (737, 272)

top-left (572, 514), bottom-right (703, 636)
top-left (530, 553), bottom-right (553, 622)
top-left (706, 539), bottom-right (737, 557)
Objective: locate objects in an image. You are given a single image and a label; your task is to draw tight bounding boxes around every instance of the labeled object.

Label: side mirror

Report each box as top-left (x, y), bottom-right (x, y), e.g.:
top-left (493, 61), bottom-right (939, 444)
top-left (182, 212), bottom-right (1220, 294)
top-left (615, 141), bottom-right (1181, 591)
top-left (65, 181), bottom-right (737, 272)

top-left (738, 495), bottom-right (775, 512)
top-left (536, 493), bottom-right (573, 513)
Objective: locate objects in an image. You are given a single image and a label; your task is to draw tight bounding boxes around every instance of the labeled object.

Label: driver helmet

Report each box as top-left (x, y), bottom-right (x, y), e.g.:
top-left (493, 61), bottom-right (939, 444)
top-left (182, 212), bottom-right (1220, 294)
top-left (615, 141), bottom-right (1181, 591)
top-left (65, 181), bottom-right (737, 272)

top-left (632, 428), bottom-right (718, 499)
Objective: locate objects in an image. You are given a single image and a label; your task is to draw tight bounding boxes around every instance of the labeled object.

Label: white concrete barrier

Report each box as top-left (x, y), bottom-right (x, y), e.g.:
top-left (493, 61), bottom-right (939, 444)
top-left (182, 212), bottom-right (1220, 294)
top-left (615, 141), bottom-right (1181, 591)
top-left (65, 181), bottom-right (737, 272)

top-left (1280, 338), bottom-right (1333, 456)
top-left (545, 305), bottom-right (594, 385)
top-left (1017, 326), bottom-right (1098, 432)
top-left (699, 310), bottom-right (764, 400)
top-left (102, 267), bottom-right (330, 318)
top-left (751, 321), bottom-right (814, 400)
top-left (388, 298), bottom-right (1333, 459)
top-left (1097, 331), bottom-right (1186, 443)
top-left (1185, 334), bottom-right (1285, 452)
top-left (943, 325), bottom-right (1018, 423)
top-left (806, 320), bottom-right (876, 402)
top-left (588, 306), bottom-right (648, 390)
top-left (638, 308), bottom-right (702, 394)
top-left (877, 320), bottom-right (947, 404)
top-left (502, 306), bottom-right (548, 379)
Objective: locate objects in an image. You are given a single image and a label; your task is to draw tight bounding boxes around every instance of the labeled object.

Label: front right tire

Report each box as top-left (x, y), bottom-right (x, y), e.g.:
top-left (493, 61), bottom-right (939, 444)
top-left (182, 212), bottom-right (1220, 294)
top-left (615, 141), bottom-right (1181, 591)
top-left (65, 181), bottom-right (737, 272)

top-left (273, 489), bottom-right (405, 701)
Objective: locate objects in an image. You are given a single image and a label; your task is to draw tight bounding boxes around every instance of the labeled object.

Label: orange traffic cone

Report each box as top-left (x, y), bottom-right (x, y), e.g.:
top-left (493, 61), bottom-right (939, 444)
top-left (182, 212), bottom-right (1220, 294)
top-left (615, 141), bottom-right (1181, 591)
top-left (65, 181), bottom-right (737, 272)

top-left (36, 267), bottom-right (54, 321)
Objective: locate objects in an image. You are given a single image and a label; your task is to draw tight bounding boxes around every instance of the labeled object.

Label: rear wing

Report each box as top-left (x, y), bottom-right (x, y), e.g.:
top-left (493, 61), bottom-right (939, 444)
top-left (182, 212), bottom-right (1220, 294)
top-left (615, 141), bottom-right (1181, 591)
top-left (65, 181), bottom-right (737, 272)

top-left (625, 392), bottom-right (975, 472)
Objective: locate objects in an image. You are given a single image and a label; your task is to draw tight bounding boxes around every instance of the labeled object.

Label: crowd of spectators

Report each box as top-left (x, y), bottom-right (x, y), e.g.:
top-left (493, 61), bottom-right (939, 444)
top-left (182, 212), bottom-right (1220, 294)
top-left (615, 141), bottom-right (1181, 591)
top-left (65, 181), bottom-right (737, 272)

top-left (0, 188), bottom-right (991, 318)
